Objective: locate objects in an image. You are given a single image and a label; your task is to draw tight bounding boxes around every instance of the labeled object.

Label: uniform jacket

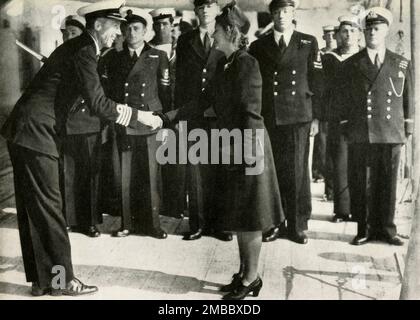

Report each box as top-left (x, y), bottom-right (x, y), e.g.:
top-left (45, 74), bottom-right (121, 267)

top-left (174, 28), bottom-right (225, 121)
top-left (249, 30), bottom-right (324, 128)
top-left (107, 43), bottom-right (171, 136)
top-left (338, 49), bottom-right (413, 144)
top-left (1, 32), bottom-right (138, 157)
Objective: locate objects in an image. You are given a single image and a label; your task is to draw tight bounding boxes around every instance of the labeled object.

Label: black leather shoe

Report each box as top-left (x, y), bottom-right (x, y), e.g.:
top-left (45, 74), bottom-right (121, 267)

top-left (382, 235), bottom-right (404, 246)
top-left (262, 226), bottom-right (280, 242)
top-left (183, 229), bottom-right (203, 241)
top-left (332, 214), bottom-right (350, 223)
top-left (111, 229), bottom-right (130, 237)
top-left (213, 231), bottom-right (233, 242)
top-left (51, 278), bottom-right (98, 296)
top-left (85, 225), bottom-right (101, 238)
top-left (351, 235), bottom-right (370, 246)
top-left (288, 231), bottom-right (308, 244)
top-left (149, 228), bottom-right (168, 239)
top-left (31, 282), bottom-right (50, 296)
top-left (222, 277), bottom-right (263, 300)
top-left (220, 273), bottom-right (242, 292)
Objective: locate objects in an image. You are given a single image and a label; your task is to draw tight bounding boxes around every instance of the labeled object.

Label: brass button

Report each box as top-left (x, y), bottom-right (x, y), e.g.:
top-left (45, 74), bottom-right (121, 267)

top-left (81, 108), bottom-right (86, 112)
top-left (367, 99), bottom-right (372, 103)
top-left (292, 81), bottom-right (296, 85)
top-left (125, 93), bottom-right (129, 97)
top-left (203, 68), bottom-right (207, 73)
top-left (367, 114), bottom-right (372, 119)
top-left (141, 93), bottom-right (145, 97)
top-left (367, 106), bottom-right (372, 111)
top-left (125, 83), bottom-right (129, 87)
top-left (292, 91), bottom-right (296, 96)
top-left (386, 114), bottom-right (391, 120)
top-left (386, 107), bottom-right (391, 111)
top-left (202, 88), bottom-right (205, 92)
top-left (368, 91), bottom-right (372, 95)
top-left (274, 82), bottom-right (278, 86)
top-left (387, 99), bottom-right (391, 103)
top-left (81, 99), bottom-right (85, 104)
top-left (274, 71), bottom-right (278, 76)
top-left (142, 83), bottom-right (146, 87)
top-left (274, 92), bottom-right (278, 96)
top-left (292, 70), bottom-right (296, 75)
top-left (388, 91), bottom-right (392, 96)
top-left (202, 79), bottom-right (206, 83)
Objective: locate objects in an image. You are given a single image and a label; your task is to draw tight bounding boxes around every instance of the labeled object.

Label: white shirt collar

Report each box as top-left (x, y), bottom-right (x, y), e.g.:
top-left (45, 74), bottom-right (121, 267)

top-left (128, 43), bottom-right (145, 57)
top-left (87, 31), bottom-right (101, 57)
top-left (154, 43), bottom-right (173, 60)
top-left (367, 46), bottom-right (386, 66)
top-left (273, 28), bottom-right (294, 47)
top-left (199, 26), bottom-right (214, 46)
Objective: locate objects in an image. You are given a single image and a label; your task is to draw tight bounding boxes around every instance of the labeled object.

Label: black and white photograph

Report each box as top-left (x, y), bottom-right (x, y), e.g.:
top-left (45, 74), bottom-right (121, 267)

top-left (0, 0), bottom-right (419, 303)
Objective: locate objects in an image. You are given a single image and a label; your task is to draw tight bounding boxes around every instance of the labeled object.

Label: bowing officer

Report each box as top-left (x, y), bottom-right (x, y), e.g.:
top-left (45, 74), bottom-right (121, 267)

top-left (1, 0), bottom-right (161, 296)
top-left (323, 15), bottom-right (362, 223)
top-left (175, 0), bottom-right (232, 241)
top-left (107, 8), bottom-right (170, 239)
top-left (249, 0), bottom-right (324, 244)
top-left (59, 15), bottom-right (103, 238)
top-left (338, 7), bottom-right (413, 246)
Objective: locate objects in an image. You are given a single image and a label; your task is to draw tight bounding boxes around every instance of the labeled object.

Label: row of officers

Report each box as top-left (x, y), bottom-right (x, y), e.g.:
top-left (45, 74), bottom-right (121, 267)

top-left (42, 0), bottom-right (412, 248)
top-left (1, 0), bottom-right (413, 298)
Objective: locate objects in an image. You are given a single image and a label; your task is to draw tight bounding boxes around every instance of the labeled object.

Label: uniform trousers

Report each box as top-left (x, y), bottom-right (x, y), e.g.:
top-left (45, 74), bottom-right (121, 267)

top-left (61, 133), bottom-right (102, 227)
top-left (269, 122), bottom-right (312, 233)
top-left (348, 143), bottom-right (401, 238)
top-left (8, 143), bottom-right (74, 288)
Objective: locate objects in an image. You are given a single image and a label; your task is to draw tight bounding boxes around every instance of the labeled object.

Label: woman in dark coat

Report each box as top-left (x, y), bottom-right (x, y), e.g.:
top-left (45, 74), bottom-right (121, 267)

top-left (159, 2), bottom-right (284, 300)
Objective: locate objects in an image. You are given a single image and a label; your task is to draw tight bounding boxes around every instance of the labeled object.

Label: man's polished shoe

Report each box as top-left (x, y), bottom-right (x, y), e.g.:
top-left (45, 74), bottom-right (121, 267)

top-left (288, 231), bottom-right (308, 244)
top-left (382, 235), bottom-right (404, 246)
top-left (111, 229), bottom-right (130, 237)
top-left (351, 235), bottom-right (370, 246)
top-left (332, 214), bottom-right (350, 223)
top-left (213, 231), bottom-right (233, 242)
top-left (31, 282), bottom-right (50, 296)
top-left (262, 226), bottom-right (280, 242)
top-left (183, 229), bottom-right (203, 241)
top-left (220, 273), bottom-right (242, 292)
top-left (85, 225), bottom-right (101, 238)
top-left (51, 278), bottom-right (98, 296)
top-left (149, 228), bottom-right (168, 239)
top-left (222, 277), bottom-right (263, 300)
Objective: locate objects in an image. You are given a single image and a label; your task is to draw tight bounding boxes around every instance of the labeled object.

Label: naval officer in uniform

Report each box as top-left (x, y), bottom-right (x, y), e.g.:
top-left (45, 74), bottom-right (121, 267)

top-left (1, 0), bottom-right (162, 296)
top-left (249, 0), bottom-right (324, 244)
top-left (338, 7), bottom-right (413, 246)
top-left (107, 8), bottom-right (171, 239)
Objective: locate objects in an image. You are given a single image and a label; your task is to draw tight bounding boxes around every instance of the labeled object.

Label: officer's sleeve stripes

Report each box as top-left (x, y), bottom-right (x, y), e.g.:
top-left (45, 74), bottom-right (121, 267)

top-left (160, 79), bottom-right (170, 86)
top-left (405, 119), bottom-right (414, 123)
top-left (313, 61), bottom-right (323, 69)
top-left (116, 104), bottom-right (133, 127)
top-left (340, 120), bottom-right (348, 125)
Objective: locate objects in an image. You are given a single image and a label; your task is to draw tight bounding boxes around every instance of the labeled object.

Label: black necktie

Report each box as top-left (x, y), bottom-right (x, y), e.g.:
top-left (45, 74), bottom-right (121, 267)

top-left (131, 51), bottom-right (138, 65)
top-left (279, 35), bottom-right (286, 55)
top-left (204, 32), bottom-right (211, 56)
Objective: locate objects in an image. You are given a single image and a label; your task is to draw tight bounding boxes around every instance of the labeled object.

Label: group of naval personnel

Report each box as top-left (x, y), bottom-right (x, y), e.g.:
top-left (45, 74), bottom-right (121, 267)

top-left (0, 0), bottom-right (413, 299)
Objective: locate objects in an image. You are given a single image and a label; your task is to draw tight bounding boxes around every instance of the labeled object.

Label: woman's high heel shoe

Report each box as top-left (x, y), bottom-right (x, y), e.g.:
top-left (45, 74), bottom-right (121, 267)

top-left (220, 273), bottom-right (242, 292)
top-left (222, 277), bottom-right (263, 300)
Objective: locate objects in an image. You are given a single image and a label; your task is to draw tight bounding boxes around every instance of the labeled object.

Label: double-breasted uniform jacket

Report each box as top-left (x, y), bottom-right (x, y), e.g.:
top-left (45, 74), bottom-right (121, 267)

top-left (107, 43), bottom-right (171, 137)
top-left (163, 50), bottom-right (284, 231)
top-left (1, 32), bottom-right (138, 157)
top-left (248, 30), bottom-right (324, 129)
top-left (338, 49), bottom-right (414, 144)
top-left (175, 29), bottom-right (225, 126)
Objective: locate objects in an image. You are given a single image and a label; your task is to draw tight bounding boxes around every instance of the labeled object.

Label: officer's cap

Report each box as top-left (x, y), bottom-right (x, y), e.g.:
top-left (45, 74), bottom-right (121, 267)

top-left (269, 0), bottom-right (300, 12)
top-left (120, 7), bottom-right (152, 27)
top-left (362, 7), bottom-right (393, 28)
top-left (173, 16), bottom-right (182, 26)
top-left (60, 15), bottom-right (86, 31)
top-left (338, 15), bottom-right (361, 29)
top-left (216, 0), bottom-right (250, 34)
top-left (149, 8), bottom-right (176, 22)
top-left (322, 25), bottom-right (335, 33)
top-left (77, 0), bottom-right (126, 22)
top-left (193, 0), bottom-right (218, 7)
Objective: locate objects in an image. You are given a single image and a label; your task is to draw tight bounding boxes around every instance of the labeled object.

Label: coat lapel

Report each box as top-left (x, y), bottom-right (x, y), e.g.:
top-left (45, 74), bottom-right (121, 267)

top-left (279, 31), bottom-right (299, 65)
top-left (190, 29), bottom-right (206, 61)
top-left (127, 43), bottom-right (152, 79)
top-left (262, 33), bottom-right (283, 66)
top-left (357, 49), bottom-right (379, 83)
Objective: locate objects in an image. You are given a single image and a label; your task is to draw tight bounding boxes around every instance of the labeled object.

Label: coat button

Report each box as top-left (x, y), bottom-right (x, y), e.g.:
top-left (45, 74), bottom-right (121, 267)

top-left (274, 81), bottom-right (278, 86)
top-left (367, 106), bottom-right (372, 111)
top-left (125, 83), bottom-right (129, 87)
top-left (292, 81), bottom-right (296, 85)
top-left (367, 114), bottom-right (372, 119)
top-left (202, 78), bottom-right (206, 83)
top-left (388, 91), bottom-right (392, 96)
top-left (125, 93), bottom-right (129, 97)
top-left (274, 92), bottom-right (278, 96)
top-left (367, 99), bottom-right (372, 103)
top-left (81, 99), bottom-right (85, 104)
top-left (202, 88), bottom-right (205, 92)
top-left (81, 108), bottom-right (86, 112)
top-left (142, 83), bottom-right (146, 87)
top-left (386, 114), bottom-right (392, 120)
top-left (141, 93), bottom-right (145, 97)
top-left (203, 68), bottom-right (207, 73)
top-left (387, 107), bottom-right (391, 111)
top-left (292, 91), bottom-right (296, 95)
top-left (274, 71), bottom-right (278, 76)
top-left (387, 99), bottom-right (391, 103)
top-left (292, 70), bottom-right (296, 75)
top-left (368, 91), bottom-right (372, 95)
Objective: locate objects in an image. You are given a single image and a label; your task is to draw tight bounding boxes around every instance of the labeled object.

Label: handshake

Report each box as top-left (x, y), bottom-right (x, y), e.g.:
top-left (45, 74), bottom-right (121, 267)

top-left (137, 110), bottom-right (164, 130)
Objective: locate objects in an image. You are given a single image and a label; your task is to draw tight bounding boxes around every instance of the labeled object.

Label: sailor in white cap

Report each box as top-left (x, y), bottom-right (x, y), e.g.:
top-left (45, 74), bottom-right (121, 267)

top-left (321, 25), bottom-right (336, 54)
top-left (149, 8), bottom-right (176, 60)
top-left (338, 7), bottom-right (413, 246)
top-left (106, 7), bottom-right (170, 239)
top-left (0, 0), bottom-right (162, 297)
top-left (60, 15), bottom-right (85, 42)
